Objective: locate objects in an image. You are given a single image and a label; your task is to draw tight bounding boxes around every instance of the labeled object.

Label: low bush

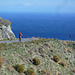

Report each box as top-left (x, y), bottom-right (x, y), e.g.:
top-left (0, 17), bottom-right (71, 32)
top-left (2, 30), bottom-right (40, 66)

top-left (68, 49), bottom-right (72, 53)
top-left (51, 44), bottom-right (55, 47)
top-left (60, 61), bottom-right (67, 67)
top-left (14, 64), bottom-right (24, 74)
top-left (72, 69), bottom-right (75, 73)
top-left (41, 69), bottom-right (46, 73)
top-left (50, 48), bottom-right (54, 52)
top-left (0, 46), bottom-right (2, 50)
top-left (73, 43), bottom-right (75, 49)
top-left (26, 68), bottom-right (35, 75)
top-left (44, 43), bottom-right (50, 47)
top-left (68, 43), bottom-right (73, 47)
top-left (36, 42), bottom-right (39, 45)
top-left (63, 41), bottom-right (67, 46)
top-left (53, 56), bottom-right (59, 63)
top-left (33, 58), bottom-right (40, 66)
top-left (39, 47), bottom-right (44, 54)
top-left (31, 41), bottom-right (36, 44)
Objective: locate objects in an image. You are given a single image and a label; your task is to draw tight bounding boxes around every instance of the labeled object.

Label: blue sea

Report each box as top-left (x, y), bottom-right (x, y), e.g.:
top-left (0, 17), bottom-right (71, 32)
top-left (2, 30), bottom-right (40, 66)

top-left (0, 12), bottom-right (75, 40)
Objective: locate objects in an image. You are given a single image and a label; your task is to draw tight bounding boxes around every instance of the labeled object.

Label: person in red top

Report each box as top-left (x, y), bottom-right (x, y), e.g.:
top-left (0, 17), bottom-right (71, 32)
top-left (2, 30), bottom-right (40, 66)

top-left (19, 32), bottom-right (23, 41)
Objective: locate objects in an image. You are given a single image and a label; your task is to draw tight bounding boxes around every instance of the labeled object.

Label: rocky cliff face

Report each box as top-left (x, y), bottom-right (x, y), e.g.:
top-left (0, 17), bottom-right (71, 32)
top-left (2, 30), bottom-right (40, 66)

top-left (0, 17), bottom-right (15, 40)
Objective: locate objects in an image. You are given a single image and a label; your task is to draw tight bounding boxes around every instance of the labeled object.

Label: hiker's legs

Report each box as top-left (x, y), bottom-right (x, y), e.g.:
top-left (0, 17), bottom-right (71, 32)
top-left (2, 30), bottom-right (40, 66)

top-left (19, 37), bottom-right (21, 41)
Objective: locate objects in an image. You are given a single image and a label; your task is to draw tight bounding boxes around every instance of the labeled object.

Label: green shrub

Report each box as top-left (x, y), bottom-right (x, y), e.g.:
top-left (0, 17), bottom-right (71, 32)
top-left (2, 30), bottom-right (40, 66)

top-left (53, 56), bottom-right (59, 63)
top-left (26, 68), bottom-right (35, 75)
top-left (14, 64), bottom-right (24, 74)
top-left (33, 58), bottom-right (40, 66)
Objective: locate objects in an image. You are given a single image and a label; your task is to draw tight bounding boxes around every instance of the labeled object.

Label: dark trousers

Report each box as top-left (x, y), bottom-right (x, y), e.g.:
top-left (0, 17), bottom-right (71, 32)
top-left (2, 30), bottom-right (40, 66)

top-left (19, 37), bottom-right (21, 41)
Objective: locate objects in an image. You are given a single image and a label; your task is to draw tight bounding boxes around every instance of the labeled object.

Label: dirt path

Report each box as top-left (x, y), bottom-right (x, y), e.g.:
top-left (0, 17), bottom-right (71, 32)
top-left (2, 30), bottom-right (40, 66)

top-left (0, 38), bottom-right (38, 43)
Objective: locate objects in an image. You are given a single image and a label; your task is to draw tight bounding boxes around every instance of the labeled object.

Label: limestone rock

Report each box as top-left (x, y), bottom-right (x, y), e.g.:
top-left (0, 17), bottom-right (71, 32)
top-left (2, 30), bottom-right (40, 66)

top-left (0, 17), bottom-right (16, 40)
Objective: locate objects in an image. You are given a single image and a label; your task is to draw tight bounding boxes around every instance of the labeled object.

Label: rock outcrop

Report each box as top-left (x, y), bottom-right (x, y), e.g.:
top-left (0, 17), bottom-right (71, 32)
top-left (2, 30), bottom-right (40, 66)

top-left (0, 17), bottom-right (15, 40)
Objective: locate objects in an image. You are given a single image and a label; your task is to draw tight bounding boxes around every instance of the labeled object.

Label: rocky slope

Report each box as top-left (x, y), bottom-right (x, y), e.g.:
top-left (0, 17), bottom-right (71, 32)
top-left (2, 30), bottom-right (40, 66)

top-left (0, 38), bottom-right (75, 75)
top-left (0, 17), bottom-right (15, 40)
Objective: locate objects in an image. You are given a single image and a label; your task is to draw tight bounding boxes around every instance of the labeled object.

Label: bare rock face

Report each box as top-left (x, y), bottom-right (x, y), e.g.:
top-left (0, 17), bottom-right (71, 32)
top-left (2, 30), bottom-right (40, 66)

top-left (0, 17), bottom-right (16, 40)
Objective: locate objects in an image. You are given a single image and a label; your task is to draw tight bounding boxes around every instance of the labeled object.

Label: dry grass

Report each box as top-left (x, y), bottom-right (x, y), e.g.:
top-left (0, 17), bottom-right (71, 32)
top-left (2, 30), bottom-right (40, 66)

top-left (7, 65), bottom-right (14, 71)
top-left (64, 47), bottom-right (67, 51)
top-left (46, 70), bottom-right (51, 75)
top-left (63, 41), bottom-right (67, 46)
top-left (0, 56), bottom-right (3, 67)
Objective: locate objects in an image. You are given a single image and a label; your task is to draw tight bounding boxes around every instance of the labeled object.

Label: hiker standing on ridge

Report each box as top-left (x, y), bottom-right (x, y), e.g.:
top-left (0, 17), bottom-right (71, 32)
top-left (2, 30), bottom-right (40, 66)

top-left (19, 32), bottom-right (23, 41)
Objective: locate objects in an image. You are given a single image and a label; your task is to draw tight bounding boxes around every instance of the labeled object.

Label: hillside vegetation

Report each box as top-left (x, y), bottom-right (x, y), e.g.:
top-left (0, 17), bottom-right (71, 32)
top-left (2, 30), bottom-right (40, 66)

top-left (0, 17), bottom-right (11, 27)
top-left (0, 38), bottom-right (75, 75)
